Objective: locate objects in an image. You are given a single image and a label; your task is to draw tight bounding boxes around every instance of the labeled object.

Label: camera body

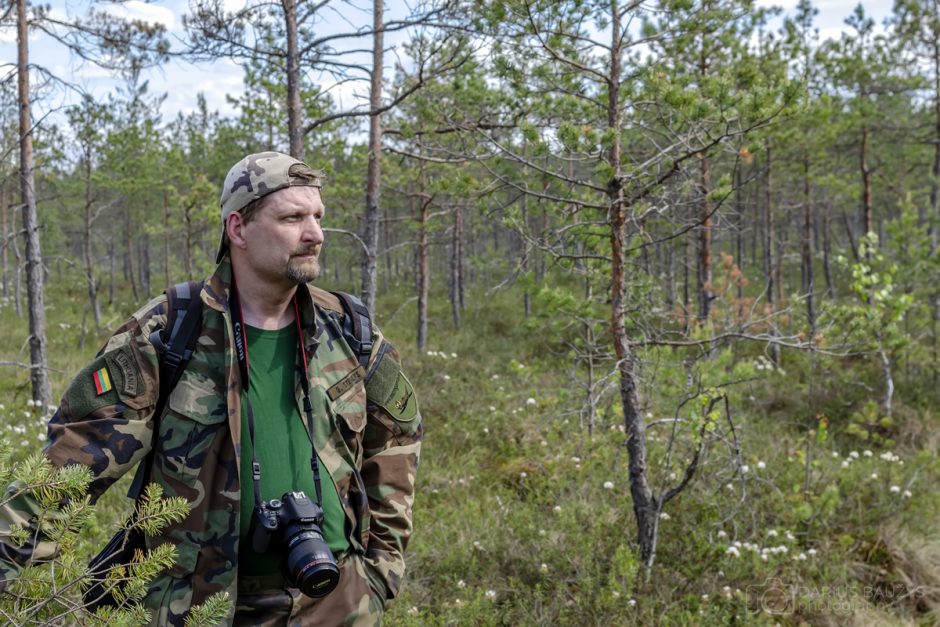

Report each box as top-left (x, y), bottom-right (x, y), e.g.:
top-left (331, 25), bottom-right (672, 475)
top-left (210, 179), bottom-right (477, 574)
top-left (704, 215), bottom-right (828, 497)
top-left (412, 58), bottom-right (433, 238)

top-left (248, 491), bottom-right (340, 598)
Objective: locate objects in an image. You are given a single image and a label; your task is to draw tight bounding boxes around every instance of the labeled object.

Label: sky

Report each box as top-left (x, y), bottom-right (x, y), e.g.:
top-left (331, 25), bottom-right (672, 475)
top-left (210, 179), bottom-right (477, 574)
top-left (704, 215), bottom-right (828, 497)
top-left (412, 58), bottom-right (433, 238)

top-left (0, 0), bottom-right (897, 131)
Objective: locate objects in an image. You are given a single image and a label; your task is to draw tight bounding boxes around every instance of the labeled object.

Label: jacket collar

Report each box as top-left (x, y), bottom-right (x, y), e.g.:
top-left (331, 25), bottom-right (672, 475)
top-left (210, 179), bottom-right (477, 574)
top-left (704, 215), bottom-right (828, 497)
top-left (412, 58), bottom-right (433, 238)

top-left (203, 255), bottom-right (320, 353)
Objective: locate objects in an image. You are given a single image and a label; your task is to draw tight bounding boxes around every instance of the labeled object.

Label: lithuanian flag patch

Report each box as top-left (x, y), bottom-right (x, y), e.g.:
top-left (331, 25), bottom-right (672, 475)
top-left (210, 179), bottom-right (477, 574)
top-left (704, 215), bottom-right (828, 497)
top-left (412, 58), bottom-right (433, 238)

top-left (92, 367), bottom-right (113, 395)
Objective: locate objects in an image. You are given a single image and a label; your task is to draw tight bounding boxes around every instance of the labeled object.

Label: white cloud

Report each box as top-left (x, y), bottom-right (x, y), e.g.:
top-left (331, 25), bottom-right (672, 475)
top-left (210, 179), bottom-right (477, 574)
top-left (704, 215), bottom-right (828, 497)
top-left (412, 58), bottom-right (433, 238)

top-left (103, 1), bottom-right (177, 30)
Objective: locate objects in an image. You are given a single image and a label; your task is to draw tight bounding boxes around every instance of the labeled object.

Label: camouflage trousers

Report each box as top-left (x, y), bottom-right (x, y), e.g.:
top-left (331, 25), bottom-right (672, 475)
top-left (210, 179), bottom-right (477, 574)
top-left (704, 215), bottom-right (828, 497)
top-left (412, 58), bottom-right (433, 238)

top-left (234, 554), bottom-right (385, 627)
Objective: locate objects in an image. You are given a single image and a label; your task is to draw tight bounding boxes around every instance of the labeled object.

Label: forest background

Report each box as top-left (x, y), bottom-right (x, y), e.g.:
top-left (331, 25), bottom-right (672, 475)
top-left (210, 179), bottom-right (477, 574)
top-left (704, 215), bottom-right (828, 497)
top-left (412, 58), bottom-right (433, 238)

top-left (0, 0), bottom-right (939, 624)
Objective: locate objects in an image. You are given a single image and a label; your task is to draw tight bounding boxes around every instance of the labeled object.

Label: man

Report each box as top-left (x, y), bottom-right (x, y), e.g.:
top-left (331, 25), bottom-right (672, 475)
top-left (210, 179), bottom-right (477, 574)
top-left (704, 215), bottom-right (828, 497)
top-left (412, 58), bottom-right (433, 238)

top-left (0, 152), bottom-right (422, 626)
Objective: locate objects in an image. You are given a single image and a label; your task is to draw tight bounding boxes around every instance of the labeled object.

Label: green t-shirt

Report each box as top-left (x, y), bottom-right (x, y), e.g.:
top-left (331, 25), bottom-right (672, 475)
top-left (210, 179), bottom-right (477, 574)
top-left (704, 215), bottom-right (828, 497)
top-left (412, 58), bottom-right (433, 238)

top-left (238, 323), bottom-right (349, 577)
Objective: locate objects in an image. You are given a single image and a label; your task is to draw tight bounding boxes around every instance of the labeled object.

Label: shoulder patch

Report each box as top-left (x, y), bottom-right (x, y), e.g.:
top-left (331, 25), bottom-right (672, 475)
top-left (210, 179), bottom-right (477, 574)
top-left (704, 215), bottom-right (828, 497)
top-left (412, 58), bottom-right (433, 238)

top-left (366, 352), bottom-right (418, 423)
top-left (105, 346), bottom-right (143, 398)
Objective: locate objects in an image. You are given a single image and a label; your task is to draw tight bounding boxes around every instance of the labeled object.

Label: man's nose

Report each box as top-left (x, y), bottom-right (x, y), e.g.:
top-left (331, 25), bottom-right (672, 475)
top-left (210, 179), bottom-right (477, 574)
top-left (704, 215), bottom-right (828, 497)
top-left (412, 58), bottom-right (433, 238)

top-left (302, 215), bottom-right (324, 244)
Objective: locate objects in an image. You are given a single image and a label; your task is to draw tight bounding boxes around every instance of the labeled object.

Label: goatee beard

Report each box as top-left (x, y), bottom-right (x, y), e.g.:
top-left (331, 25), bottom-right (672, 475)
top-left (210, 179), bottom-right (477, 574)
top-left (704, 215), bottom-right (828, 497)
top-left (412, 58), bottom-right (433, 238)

top-left (287, 258), bottom-right (320, 284)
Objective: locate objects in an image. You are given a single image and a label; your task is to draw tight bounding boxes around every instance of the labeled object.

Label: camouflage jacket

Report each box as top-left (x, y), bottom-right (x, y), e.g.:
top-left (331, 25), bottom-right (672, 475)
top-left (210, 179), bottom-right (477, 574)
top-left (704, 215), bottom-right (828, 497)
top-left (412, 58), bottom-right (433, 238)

top-left (0, 258), bottom-right (422, 625)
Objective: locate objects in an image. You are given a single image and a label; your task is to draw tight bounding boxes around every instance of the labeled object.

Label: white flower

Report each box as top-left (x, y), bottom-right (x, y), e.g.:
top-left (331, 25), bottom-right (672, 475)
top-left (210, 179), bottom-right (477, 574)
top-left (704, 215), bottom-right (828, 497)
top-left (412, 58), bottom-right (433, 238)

top-left (553, 505), bottom-right (562, 513)
top-left (645, 412), bottom-right (653, 419)
top-left (20, 440), bottom-right (29, 447)
top-left (538, 529), bottom-right (546, 536)
top-left (756, 460), bottom-right (766, 470)
top-left (870, 473), bottom-right (878, 480)
top-left (526, 398), bottom-right (537, 407)
top-left (863, 450), bottom-right (873, 457)
top-left (659, 512), bottom-right (670, 521)
top-left (701, 594), bottom-right (709, 601)
top-left (36, 433), bottom-right (46, 441)
top-left (457, 579), bottom-right (466, 588)
top-left (451, 353), bottom-right (458, 358)
top-left (472, 541), bottom-right (482, 550)
top-left (426, 351), bottom-right (433, 356)
top-left (725, 483), bottom-right (734, 491)
top-left (519, 472), bottom-right (527, 479)
top-left (26, 399), bottom-right (35, 408)
top-left (612, 590), bottom-right (621, 598)
top-left (603, 481), bottom-right (614, 490)
top-left (491, 374), bottom-right (500, 380)
top-left (540, 563), bottom-right (549, 573)
top-left (761, 554), bottom-right (769, 562)
top-left (489, 406), bottom-right (496, 412)
top-left (807, 548), bottom-right (817, 556)
top-left (841, 461), bottom-right (850, 469)
top-left (767, 529), bottom-right (778, 538)
top-left (23, 411), bottom-right (30, 418)
top-left (443, 374), bottom-right (451, 381)
top-left (831, 451), bottom-right (840, 458)
top-left (903, 490), bottom-right (913, 498)
top-left (454, 598), bottom-right (464, 608)
top-left (716, 530), bottom-right (727, 538)
top-left (408, 607), bottom-right (418, 614)
top-left (540, 440), bottom-right (548, 447)
top-left (483, 427), bottom-right (489, 435)
top-left (485, 590), bottom-right (497, 600)
top-left (571, 456), bottom-right (581, 463)
top-left (628, 598), bottom-right (637, 607)
top-left (849, 451), bottom-right (860, 459)
top-left (741, 464), bottom-right (750, 474)
top-left (797, 552), bottom-right (807, 561)
top-left (725, 546), bottom-right (740, 557)
top-left (890, 485), bottom-right (900, 494)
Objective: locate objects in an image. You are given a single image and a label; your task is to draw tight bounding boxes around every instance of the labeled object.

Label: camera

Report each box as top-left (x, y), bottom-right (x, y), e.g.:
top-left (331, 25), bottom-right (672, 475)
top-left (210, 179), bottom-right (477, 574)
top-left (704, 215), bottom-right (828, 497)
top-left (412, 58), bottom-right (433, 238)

top-left (248, 491), bottom-right (340, 597)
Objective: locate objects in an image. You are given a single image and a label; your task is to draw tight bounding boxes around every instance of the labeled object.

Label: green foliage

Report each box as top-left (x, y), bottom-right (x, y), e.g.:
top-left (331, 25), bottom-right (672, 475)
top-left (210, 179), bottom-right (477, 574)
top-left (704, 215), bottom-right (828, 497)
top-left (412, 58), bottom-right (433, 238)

top-left (0, 451), bottom-right (230, 624)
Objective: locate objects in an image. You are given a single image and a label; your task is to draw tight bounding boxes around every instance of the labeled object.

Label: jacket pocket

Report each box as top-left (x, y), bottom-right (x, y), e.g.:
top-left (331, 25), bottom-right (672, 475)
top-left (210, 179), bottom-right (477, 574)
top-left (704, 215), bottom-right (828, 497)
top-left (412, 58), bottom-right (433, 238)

top-left (157, 373), bottom-right (227, 487)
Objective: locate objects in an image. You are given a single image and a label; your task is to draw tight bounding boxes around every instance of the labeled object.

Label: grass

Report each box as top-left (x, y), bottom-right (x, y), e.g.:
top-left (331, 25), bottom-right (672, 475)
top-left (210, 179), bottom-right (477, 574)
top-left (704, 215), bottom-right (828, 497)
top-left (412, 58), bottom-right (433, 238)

top-left (1, 271), bottom-right (939, 626)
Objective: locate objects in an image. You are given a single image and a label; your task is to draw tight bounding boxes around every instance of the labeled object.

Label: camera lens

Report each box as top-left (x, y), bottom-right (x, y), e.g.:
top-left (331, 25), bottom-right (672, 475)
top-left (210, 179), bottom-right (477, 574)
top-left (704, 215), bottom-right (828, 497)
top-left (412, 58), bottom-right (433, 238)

top-left (285, 528), bottom-right (340, 598)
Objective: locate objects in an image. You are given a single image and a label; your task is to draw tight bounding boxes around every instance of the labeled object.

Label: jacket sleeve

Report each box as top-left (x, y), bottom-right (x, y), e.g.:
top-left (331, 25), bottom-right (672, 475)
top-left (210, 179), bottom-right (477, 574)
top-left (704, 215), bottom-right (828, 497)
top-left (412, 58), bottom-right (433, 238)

top-left (0, 298), bottom-right (166, 586)
top-left (359, 326), bottom-right (422, 603)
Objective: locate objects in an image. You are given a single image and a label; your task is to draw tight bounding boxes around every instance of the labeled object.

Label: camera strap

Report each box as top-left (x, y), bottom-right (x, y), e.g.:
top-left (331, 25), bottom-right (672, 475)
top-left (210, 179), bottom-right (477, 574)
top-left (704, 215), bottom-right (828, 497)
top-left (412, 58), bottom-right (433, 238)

top-left (230, 279), bottom-right (324, 509)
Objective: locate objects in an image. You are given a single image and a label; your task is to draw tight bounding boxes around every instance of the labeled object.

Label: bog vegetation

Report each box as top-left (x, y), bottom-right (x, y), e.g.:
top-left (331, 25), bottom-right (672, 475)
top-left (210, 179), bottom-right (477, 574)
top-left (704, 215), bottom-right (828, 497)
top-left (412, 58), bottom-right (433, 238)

top-left (1, 0), bottom-right (939, 624)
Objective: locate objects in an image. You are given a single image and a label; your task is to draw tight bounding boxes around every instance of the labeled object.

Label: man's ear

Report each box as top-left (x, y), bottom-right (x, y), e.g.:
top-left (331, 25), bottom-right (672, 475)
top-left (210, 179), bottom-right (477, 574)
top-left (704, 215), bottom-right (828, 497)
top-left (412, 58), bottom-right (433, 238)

top-left (226, 212), bottom-right (247, 250)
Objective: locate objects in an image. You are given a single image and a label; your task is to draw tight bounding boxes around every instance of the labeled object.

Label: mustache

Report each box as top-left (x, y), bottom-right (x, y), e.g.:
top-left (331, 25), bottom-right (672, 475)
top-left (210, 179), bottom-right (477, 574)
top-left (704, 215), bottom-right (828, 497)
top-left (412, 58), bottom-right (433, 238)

top-left (291, 245), bottom-right (321, 256)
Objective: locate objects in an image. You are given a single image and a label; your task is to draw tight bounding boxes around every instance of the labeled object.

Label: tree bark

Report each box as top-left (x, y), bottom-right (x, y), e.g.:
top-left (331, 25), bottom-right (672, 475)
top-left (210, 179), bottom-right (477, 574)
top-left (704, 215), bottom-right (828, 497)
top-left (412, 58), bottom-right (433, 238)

top-left (605, 1), bottom-right (655, 568)
top-left (416, 196), bottom-right (429, 351)
top-left (801, 153), bottom-right (815, 332)
top-left (360, 0), bottom-right (384, 313)
top-left (82, 155), bottom-right (101, 327)
top-left (17, 0), bottom-right (52, 405)
top-left (698, 154), bottom-right (713, 321)
top-left (764, 142), bottom-right (779, 366)
top-left (283, 0), bottom-right (303, 159)
top-left (450, 203), bottom-right (463, 329)
top-left (164, 189), bottom-right (171, 288)
top-left (1, 181), bottom-right (8, 299)
top-left (860, 120), bottom-right (873, 246)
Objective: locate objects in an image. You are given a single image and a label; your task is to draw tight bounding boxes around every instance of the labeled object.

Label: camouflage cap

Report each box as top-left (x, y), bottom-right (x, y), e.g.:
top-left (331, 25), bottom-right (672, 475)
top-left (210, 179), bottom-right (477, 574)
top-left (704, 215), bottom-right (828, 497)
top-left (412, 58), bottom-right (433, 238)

top-left (216, 151), bottom-right (324, 263)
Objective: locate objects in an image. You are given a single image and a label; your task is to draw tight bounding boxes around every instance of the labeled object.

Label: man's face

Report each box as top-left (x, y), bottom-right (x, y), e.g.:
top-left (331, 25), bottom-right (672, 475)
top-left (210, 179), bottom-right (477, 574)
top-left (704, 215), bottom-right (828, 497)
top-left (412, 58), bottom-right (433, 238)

top-left (236, 186), bottom-right (325, 286)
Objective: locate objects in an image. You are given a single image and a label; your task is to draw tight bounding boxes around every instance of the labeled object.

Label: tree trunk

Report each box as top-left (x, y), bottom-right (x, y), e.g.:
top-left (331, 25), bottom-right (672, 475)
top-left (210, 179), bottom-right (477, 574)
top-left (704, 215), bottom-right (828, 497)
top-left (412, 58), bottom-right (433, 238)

top-left (283, 0), bottom-right (303, 159)
top-left (123, 208), bottom-right (137, 299)
top-left (139, 231), bottom-right (150, 295)
top-left (17, 0), bottom-right (52, 405)
top-left (360, 0), bottom-right (384, 314)
top-left (734, 166), bottom-right (744, 300)
top-left (164, 189), bottom-right (171, 288)
top-left (698, 154), bottom-right (713, 321)
top-left (416, 199), bottom-right (429, 351)
top-left (606, 2), bottom-right (655, 569)
top-left (82, 157), bottom-right (101, 327)
top-left (450, 203), bottom-right (463, 329)
top-left (801, 153), bottom-right (815, 332)
top-left (184, 202), bottom-right (194, 280)
top-left (860, 120), bottom-right (873, 246)
top-left (764, 142), bottom-right (779, 366)
top-left (1, 182), bottom-right (8, 299)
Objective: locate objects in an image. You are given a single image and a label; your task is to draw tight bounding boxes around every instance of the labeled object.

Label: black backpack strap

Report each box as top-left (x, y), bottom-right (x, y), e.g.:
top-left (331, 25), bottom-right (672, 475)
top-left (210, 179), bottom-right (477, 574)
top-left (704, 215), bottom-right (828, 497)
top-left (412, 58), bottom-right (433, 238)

top-left (330, 291), bottom-right (373, 370)
top-left (126, 280), bottom-right (205, 500)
